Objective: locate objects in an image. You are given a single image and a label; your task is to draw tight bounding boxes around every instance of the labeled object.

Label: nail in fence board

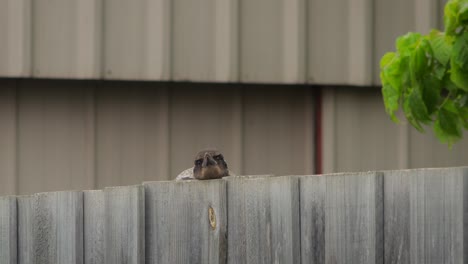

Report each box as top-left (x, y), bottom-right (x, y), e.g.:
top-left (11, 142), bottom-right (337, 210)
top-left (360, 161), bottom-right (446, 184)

top-left (300, 172), bottom-right (384, 264)
top-left (84, 190), bottom-right (104, 264)
top-left (227, 176), bottom-right (300, 264)
top-left (384, 168), bottom-right (468, 264)
top-left (144, 180), bottom-right (227, 264)
top-left (17, 191), bottom-right (83, 264)
top-left (104, 185), bottom-right (144, 264)
top-left (0, 196), bottom-right (17, 264)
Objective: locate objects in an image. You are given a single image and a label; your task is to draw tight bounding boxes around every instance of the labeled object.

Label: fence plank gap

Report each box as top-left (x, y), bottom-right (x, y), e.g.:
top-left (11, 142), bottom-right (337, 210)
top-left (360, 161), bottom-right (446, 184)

top-left (300, 172), bottom-right (384, 264)
top-left (227, 175), bottom-right (300, 264)
top-left (384, 168), bottom-right (468, 264)
top-left (17, 191), bottom-right (83, 264)
top-left (104, 185), bottom-right (144, 264)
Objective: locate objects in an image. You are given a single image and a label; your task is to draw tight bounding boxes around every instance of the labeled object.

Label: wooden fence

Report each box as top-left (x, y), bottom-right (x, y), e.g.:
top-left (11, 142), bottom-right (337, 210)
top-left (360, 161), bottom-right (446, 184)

top-left (0, 167), bottom-right (467, 264)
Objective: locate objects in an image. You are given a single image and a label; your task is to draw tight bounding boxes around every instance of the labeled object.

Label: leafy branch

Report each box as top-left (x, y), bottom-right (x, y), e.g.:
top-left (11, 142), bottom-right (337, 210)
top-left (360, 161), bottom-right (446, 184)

top-left (380, 0), bottom-right (468, 147)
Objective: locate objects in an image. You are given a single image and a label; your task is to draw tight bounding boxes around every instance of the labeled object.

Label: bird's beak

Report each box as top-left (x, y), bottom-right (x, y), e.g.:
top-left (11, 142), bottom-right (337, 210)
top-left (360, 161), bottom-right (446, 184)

top-left (202, 153), bottom-right (217, 167)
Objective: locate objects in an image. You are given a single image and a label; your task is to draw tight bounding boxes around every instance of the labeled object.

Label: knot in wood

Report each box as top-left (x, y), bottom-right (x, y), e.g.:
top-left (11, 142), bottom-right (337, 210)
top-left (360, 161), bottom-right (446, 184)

top-left (208, 206), bottom-right (216, 230)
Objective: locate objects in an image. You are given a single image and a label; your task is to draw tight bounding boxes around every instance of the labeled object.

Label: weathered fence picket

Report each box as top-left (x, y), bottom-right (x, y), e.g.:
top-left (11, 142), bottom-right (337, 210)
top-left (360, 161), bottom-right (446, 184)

top-left (0, 196), bottom-right (16, 264)
top-left (384, 168), bottom-right (468, 264)
top-left (17, 191), bottom-right (83, 264)
top-left (144, 180), bottom-right (227, 264)
top-left (104, 185), bottom-right (144, 264)
top-left (2, 167), bottom-right (468, 264)
top-left (300, 172), bottom-right (384, 264)
top-left (226, 176), bottom-right (300, 264)
top-left (83, 190), bottom-right (104, 264)
top-left (299, 175), bottom-right (325, 264)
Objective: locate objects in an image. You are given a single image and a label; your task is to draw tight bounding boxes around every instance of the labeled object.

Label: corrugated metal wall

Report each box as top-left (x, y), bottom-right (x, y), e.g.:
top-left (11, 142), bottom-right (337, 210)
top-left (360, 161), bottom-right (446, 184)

top-left (2, 80), bottom-right (466, 195)
top-left (0, 80), bottom-right (315, 195)
top-left (317, 0), bottom-right (468, 173)
top-left (0, 0), bottom-right (448, 85)
top-left (1, 0), bottom-right (466, 196)
top-left (322, 87), bottom-right (468, 174)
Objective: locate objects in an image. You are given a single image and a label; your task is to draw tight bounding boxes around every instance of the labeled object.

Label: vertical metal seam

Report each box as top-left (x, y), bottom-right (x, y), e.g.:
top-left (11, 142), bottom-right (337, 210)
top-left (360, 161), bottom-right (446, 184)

top-left (240, 85), bottom-right (245, 175)
top-left (30, 0), bottom-right (34, 76)
top-left (169, 0), bottom-right (174, 81)
top-left (100, 0), bottom-right (106, 78)
top-left (237, 0), bottom-right (242, 82)
top-left (314, 87), bottom-right (323, 175)
top-left (371, 0), bottom-right (377, 86)
top-left (93, 83), bottom-right (98, 189)
top-left (15, 80), bottom-right (20, 195)
top-left (167, 82), bottom-right (173, 179)
top-left (304, 0), bottom-right (309, 84)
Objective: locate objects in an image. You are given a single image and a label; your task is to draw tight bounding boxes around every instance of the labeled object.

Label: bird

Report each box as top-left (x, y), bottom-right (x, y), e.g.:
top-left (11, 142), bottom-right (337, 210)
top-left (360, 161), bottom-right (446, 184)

top-left (175, 149), bottom-right (233, 180)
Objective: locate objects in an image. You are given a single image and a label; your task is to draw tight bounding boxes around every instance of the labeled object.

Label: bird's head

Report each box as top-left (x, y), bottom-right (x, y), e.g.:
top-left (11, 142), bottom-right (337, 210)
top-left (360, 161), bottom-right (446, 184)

top-left (193, 149), bottom-right (229, 180)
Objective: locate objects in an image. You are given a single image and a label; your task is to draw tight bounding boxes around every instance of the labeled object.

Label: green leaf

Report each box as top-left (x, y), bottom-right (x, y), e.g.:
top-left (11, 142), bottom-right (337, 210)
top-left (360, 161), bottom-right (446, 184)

top-left (381, 54), bottom-right (406, 96)
top-left (396, 32), bottom-right (422, 57)
top-left (433, 102), bottom-right (463, 146)
top-left (452, 31), bottom-right (468, 69)
top-left (457, 93), bottom-right (468, 128)
top-left (422, 73), bottom-right (442, 114)
top-left (443, 74), bottom-right (460, 93)
top-left (380, 0), bottom-right (468, 147)
top-left (402, 87), bottom-right (430, 132)
top-left (380, 53), bottom-right (404, 119)
top-left (450, 32), bottom-right (468, 91)
top-left (428, 30), bottom-right (452, 65)
top-left (409, 87), bottom-right (431, 123)
top-left (459, 2), bottom-right (468, 22)
top-left (434, 120), bottom-right (459, 147)
top-left (433, 61), bottom-right (446, 80)
top-left (382, 83), bottom-right (400, 122)
top-left (450, 61), bottom-right (468, 91)
top-left (403, 99), bottom-right (423, 132)
top-left (458, 104), bottom-right (468, 129)
top-left (445, 0), bottom-right (460, 35)
top-left (409, 38), bottom-right (430, 84)
top-left (444, 100), bottom-right (460, 114)
top-left (398, 56), bottom-right (411, 91)
top-left (459, 93), bottom-right (468, 107)
top-left (380, 52), bottom-right (396, 69)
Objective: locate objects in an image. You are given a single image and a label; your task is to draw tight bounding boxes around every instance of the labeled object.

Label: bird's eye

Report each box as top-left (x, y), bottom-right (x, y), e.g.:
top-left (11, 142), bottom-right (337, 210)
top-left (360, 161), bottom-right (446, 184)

top-left (195, 159), bottom-right (203, 166)
top-left (214, 155), bottom-right (223, 161)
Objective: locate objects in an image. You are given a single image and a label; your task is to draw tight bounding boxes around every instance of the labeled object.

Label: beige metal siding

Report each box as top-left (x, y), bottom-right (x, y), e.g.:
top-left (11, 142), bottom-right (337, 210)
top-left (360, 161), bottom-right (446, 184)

top-left (308, 0), bottom-right (373, 85)
top-left (104, 0), bottom-right (170, 80)
top-left (95, 84), bottom-right (170, 188)
top-left (243, 86), bottom-right (314, 175)
top-left (409, 129), bottom-right (468, 168)
top-left (0, 0), bottom-right (447, 84)
top-left (1, 81), bottom-right (466, 195)
top-left (0, 82), bottom-right (16, 195)
top-left (169, 84), bottom-right (243, 176)
top-left (32, 0), bottom-right (101, 78)
top-left (17, 82), bottom-right (95, 194)
top-left (240, 0), bottom-right (306, 83)
top-left (172, 0), bottom-right (238, 82)
top-left (323, 87), bottom-right (468, 173)
top-left (0, 81), bottom-right (315, 195)
top-left (373, 0), bottom-right (447, 84)
top-left (330, 88), bottom-right (402, 172)
top-left (0, 0), bottom-right (31, 76)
